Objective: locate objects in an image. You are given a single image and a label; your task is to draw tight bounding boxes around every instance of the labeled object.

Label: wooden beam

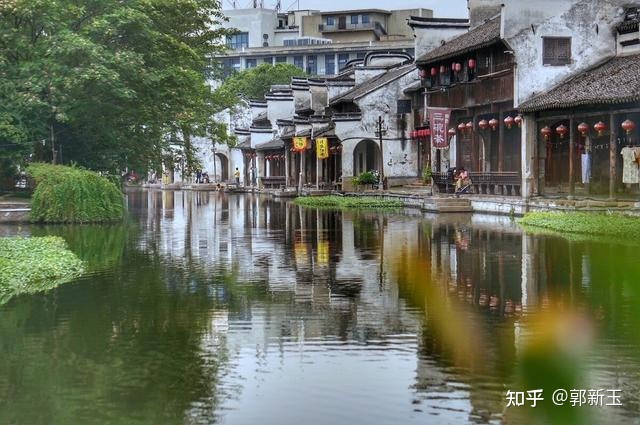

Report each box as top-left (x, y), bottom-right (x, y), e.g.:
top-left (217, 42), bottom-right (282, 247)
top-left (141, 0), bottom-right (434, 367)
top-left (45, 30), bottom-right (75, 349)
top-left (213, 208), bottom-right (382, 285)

top-left (569, 116), bottom-right (575, 196)
top-left (609, 113), bottom-right (617, 200)
top-left (498, 111), bottom-right (504, 172)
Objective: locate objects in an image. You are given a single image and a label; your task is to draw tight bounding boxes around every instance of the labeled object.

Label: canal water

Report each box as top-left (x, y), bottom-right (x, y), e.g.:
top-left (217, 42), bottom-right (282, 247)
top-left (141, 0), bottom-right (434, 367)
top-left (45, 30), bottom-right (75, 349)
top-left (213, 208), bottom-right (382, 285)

top-left (1, 190), bottom-right (640, 425)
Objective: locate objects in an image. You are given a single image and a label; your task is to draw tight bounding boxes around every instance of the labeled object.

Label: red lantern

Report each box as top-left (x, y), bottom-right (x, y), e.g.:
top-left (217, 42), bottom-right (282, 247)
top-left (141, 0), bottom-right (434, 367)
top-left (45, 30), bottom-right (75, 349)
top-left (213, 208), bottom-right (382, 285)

top-left (418, 68), bottom-right (427, 79)
top-left (465, 121), bottom-right (473, 131)
top-left (556, 124), bottom-right (568, 139)
top-left (447, 127), bottom-right (457, 137)
top-left (594, 121), bottom-right (607, 136)
top-left (440, 65), bottom-right (446, 73)
top-left (514, 114), bottom-right (523, 127)
top-left (478, 119), bottom-right (489, 130)
top-left (504, 115), bottom-right (514, 129)
top-left (622, 119), bottom-right (636, 135)
top-left (468, 58), bottom-right (476, 69)
top-left (457, 122), bottom-right (466, 132)
top-left (452, 62), bottom-right (461, 73)
top-left (489, 118), bottom-right (499, 131)
top-left (577, 122), bottom-right (590, 136)
top-left (430, 67), bottom-right (437, 76)
top-left (540, 126), bottom-right (552, 141)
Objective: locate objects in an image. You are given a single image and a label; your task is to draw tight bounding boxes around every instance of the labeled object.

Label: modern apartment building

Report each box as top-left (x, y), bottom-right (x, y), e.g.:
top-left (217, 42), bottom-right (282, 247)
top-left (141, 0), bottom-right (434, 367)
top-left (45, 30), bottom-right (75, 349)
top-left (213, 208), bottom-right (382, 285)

top-left (218, 7), bottom-right (457, 76)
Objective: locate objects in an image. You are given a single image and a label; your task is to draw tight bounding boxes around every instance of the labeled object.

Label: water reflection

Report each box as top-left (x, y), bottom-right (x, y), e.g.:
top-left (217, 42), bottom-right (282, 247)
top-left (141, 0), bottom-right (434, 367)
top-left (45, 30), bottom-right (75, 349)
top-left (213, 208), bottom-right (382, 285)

top-left (0, 190), bottom-right (639, 424)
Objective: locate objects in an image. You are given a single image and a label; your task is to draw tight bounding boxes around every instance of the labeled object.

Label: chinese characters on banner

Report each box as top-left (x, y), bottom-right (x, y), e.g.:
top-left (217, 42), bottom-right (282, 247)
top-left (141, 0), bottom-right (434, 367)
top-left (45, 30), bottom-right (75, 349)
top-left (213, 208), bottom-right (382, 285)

top-left (293, 137), bottom-right (308, 152)
top-left (316, 137), bottom-right (329, 159)
top-left (428, 107), bottom-right (452, 148)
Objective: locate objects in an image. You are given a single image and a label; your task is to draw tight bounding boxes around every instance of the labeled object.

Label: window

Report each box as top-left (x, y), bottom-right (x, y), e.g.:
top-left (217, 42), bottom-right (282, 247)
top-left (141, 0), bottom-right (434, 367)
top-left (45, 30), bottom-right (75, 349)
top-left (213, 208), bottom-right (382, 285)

top-left (356, 51), bottom-right (366, 59)
top-left (351, 15), bottom-right (358, 25)
top-left (226, 32), bottom-right (249, 50)
top-left (362, 14), bottom-right (370, 24)
top-left (543, 37), bottom-right (571, 66)
top-left (263, 57), bottom-right (273, 64)
top-left (222, 57), bottom-right (241, 76)
top-left (338, 53), bottom-right (349, 71)
top-left (326, 16), bottom-right (334, 26)
top-left (307, 55), bottom-right (317, 74)
top-left (294, 55), bottom-right (304, 69)
top-left (276, 56), bottom-right (287, 63)
top-left (325, 54), bottom-right (335, 75)
top-left (246, 58), bottom-right (256, 68)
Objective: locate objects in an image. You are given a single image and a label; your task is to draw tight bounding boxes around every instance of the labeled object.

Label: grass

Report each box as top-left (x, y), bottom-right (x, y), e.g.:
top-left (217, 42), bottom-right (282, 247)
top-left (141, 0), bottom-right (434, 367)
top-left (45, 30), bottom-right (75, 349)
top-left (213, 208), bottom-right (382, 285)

top-left (294, 195), bottom-right (403, 209)
top-left (0, 236), bottom-right (84, 305)
top-left (519, 211), bottom-right (640, 239)
top-left (28, 163), bottom-right (124, 223)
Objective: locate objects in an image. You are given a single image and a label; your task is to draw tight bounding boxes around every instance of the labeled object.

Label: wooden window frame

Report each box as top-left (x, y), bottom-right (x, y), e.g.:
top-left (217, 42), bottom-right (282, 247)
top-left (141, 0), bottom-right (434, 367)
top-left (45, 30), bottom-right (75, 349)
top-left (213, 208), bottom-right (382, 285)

top-left (542, 37), bottom-right (571, 66)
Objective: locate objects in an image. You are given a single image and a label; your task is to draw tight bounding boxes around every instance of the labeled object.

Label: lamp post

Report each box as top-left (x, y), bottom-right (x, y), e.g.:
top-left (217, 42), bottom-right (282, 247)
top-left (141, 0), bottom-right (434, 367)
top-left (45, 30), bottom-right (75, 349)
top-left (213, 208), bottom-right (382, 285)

top-left (376, 115), bottom-right (386, 189)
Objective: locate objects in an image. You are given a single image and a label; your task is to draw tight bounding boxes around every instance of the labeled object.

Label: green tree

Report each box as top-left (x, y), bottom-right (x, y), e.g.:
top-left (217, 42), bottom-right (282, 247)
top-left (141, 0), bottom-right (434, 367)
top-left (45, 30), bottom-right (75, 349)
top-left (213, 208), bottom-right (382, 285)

top-left (0, 0), bottom-right (230, 175)
top-left (212, 63), bottom-right (306, 111)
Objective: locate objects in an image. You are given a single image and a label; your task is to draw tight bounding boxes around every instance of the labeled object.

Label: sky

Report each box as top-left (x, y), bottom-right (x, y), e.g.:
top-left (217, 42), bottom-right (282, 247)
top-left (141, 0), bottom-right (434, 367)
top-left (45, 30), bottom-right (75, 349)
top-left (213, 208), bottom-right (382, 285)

top-left (225, 0), bottom-right (469, 19)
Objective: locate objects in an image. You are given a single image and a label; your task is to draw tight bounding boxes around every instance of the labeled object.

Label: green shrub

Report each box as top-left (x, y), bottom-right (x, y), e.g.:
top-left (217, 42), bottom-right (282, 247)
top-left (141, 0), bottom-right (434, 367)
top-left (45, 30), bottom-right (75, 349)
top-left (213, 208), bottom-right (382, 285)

top-left (353, 171), bottom-right (377, 185)
top-left (27, 163), bottom-right (125, 223)
top-left (0, 236), bottom-right (84, 304)
top-left (422, 166), bottom-right (432, 184)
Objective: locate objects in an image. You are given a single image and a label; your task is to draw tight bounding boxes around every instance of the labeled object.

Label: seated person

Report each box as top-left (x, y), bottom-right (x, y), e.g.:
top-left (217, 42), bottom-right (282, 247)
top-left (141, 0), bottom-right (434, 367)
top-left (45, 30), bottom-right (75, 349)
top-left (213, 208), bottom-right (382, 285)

top-left (455, 167), bottom-right (470, 192)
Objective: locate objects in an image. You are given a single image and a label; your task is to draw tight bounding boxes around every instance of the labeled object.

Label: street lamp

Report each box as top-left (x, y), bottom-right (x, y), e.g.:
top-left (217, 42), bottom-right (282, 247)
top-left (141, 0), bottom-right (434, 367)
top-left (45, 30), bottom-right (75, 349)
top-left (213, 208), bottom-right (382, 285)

top-left (375, 115), bottom-right (388, 189)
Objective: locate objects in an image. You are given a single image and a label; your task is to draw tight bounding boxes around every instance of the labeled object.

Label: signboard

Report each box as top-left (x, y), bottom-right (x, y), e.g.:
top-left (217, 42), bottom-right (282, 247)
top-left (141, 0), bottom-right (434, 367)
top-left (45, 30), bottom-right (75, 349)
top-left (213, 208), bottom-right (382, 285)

top-left (428, 107), bottom-right (452, 148)
top-left (293, 136), bottom-right (308, 152)
top-left (315, 137), bottom-right (329, 159)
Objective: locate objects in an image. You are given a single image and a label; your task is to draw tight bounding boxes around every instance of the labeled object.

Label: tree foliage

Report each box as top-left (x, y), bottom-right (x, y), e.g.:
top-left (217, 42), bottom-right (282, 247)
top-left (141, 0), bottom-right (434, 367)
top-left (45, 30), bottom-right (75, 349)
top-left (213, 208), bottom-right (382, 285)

top-left (0, 0), bottom-right (229, 173)
top-left (212, 63), bottom-right (306, 111)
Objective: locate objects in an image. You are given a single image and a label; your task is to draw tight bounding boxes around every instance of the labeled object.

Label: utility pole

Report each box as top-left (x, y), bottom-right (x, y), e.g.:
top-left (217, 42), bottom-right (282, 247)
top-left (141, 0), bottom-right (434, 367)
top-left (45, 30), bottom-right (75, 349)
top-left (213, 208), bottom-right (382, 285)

top-left (377, 116), bottom-right (385, 188)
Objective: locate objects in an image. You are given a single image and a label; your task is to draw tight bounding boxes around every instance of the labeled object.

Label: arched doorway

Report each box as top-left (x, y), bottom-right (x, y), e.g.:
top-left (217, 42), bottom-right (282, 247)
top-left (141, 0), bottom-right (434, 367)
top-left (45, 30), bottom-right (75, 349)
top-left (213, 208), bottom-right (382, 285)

top-left (213, 152), bottom-right (229, 182)
top-left (353, 139), bottom-right (381, 176)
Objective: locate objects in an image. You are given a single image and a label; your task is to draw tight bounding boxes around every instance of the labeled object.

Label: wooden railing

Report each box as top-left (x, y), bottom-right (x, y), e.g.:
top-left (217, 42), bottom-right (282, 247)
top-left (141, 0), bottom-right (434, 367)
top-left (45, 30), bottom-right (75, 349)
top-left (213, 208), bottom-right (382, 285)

top-left (432, 171), bottom-right (521, 196)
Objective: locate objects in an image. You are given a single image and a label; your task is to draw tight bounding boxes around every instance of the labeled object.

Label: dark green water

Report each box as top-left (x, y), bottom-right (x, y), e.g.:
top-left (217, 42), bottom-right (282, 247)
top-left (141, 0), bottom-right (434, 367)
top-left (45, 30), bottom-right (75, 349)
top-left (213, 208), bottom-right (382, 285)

top-left (1, 190), bottom-right (640, 424)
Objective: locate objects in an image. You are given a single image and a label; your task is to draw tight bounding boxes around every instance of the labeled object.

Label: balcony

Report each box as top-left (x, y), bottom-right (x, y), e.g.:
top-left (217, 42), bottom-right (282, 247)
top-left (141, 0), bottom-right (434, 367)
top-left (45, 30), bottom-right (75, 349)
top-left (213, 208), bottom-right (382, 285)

top-left (320, 21), bottom-right (385, 34)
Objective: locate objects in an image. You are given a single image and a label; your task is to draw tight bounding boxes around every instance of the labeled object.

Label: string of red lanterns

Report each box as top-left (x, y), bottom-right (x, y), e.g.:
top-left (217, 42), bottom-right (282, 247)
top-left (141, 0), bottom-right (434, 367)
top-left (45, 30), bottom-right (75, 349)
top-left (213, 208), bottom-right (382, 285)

top-left (538, 119), bottom-right (636, 139)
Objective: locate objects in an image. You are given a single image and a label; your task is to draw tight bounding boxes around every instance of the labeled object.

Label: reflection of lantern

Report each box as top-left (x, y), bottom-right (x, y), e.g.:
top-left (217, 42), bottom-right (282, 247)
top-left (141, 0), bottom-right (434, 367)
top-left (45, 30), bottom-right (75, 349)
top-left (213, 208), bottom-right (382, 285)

top-left (594, 121), bottom-right (607, 136)
top-left (622, 119), bottom-right (636, 134)
top-left (457, 122), bottom-right (466, 132)
top-left (514, 114), bottom-right (523, 127)
top-left (447, 127), bottom-right (457, 138)
top-left (478, 119), bottom-right (489, 130)
top-left (489, 118), bottom-right (499, 131)
top-left (556, 124), bottom-right (568, 139)
top-left (465, 121), bottom-right (473, 131)
top-left (540, 126), bottom-right (552, 141)
top-left (577, 122), bottom-right (590, 136)
top-left (430, 67), bottom-right (437, 76)
top-left (418, 68), bottom-right (427, 79)
top-left (504, 115), bottom-right (514, 129)
top-left (468, 58), bottom-right (476, 69)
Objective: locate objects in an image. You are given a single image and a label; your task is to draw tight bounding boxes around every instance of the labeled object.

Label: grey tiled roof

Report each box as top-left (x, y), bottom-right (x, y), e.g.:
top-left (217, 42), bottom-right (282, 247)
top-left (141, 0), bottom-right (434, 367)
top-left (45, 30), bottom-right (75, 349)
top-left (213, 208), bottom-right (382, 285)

top-left (330, 64), bottom-right (415, 105)
top-left (518, 54), bottom-right (640, 112)
top-left (255, 138), bottom-right (284, 151)
top-left (415, 15), bottom-right (501, 65)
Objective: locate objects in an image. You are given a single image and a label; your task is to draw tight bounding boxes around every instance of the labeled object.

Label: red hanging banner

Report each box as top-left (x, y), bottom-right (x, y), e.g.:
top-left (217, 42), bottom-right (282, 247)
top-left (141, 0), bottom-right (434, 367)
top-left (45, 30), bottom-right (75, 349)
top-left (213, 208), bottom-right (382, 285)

top-left (428, 108), bottom-right (452, 148)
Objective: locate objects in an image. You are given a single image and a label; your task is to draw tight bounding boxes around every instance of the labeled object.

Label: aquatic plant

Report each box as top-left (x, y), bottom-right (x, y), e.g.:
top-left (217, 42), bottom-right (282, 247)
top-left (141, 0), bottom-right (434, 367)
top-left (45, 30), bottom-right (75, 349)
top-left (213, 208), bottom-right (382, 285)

top-left (519, 211), bottom-right (640, 239)
top-left (0, 236), bottom-right (84, 304)
top-left (27, 163), bottom-right (124, 223)
top-left (294, 195), bottom-right (402, 209)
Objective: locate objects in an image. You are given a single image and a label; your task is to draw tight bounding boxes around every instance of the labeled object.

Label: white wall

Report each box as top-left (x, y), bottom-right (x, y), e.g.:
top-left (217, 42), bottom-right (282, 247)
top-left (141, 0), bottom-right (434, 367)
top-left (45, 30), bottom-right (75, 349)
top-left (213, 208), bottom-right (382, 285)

top-left (223, 9), bottom-right (278, 49)
top-left (504, 0), bottom-right (626, 106)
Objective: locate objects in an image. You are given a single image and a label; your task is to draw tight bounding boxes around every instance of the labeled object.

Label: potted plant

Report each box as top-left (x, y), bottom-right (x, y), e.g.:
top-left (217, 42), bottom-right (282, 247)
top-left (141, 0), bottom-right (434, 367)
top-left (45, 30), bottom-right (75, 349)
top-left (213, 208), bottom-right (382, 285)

top-left (353, 171), bottom-right (377, 191)
top-left (422, 165), bottom-right (432, 186)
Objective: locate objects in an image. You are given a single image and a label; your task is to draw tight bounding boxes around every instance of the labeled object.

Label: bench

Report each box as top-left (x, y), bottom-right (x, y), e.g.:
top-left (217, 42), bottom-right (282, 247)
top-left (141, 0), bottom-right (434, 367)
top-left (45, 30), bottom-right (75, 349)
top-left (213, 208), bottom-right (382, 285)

top-left (432, 171), bottom-right (521, 196)
top-left (260, 176), bottom-right (286, 189)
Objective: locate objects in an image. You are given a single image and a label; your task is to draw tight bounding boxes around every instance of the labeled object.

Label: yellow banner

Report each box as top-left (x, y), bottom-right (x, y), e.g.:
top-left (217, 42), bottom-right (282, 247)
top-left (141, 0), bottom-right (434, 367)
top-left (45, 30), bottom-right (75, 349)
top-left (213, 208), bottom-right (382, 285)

top-left (293, 137), bottom-right (307, 152)
top-left (315, 137), bottom-right (329, 159)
